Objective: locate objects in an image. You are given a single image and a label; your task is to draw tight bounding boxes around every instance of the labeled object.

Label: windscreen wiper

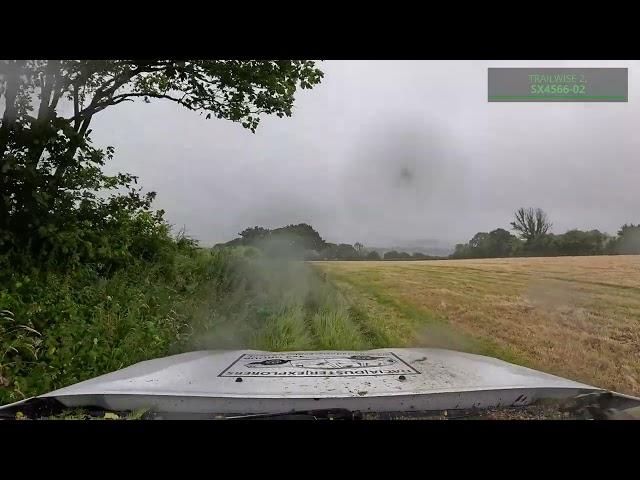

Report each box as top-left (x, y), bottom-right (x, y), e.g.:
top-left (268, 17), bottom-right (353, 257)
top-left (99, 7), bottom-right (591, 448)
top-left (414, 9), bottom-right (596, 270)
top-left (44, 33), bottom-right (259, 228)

top-left (222, 408), bottom-right (362, 420)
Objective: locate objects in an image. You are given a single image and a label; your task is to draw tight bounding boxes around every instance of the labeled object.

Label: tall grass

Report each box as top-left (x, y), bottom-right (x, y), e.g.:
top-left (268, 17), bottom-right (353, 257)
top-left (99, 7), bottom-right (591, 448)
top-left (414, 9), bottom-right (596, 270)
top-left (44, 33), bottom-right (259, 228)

top-left (309, 307), bottom-right (369, 350)
top-left (188, 255), bottom-right (389, 353)
top-left (252, 305), bottom-right (314, 351)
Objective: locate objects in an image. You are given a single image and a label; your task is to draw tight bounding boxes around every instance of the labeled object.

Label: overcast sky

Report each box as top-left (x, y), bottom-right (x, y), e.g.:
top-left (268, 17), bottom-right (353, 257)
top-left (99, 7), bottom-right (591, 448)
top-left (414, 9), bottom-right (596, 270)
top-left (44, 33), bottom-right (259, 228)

top-left (91, 60), bottom-right (640, 248)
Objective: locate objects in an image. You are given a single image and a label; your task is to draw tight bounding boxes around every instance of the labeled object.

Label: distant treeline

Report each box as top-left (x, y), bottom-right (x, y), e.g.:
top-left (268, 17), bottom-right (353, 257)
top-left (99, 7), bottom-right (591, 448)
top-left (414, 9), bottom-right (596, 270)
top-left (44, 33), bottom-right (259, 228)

top-left (218, 208), bottom-right (640, 261)
top-left (216, 224), bottom-right (443, 261)
top-left (452, 208), bottom-right (640, 259)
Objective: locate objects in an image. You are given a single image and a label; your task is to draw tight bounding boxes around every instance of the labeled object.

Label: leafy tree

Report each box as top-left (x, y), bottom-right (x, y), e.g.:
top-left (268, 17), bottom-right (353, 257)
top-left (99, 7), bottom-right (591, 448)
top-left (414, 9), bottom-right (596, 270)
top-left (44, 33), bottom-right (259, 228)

top-left (486, 228), bottom-right (520, 257)
top-left (354, 242), bottom-right (364, 254)
top-left (366, 250), bottom-right (381, 260)
top-left (555, 229), bottom-right (608, 256)
top-left (383, 250), bottom-right (411, 260)
top-left (452, 228), bottom-right (520, 259)
top-left (511, 207), bottom-right (552, 243)
top-left (618, 223), bottom-right (640, 236)
top-left (469, 232), bottom-right (490, 251)
top-left (238, 226), bottom-right (271, 244)
top-left (319, 242), bottom-right (338, 260)
top-left (270, 223), bottom-right (327, 252)
top-left (336, 243), bottom-right (358, 260)
top-left (316, 242), bottom-right (358, 260)
top-left (469, 231), bottom-right (494, 257)
top-left (452, 243), bottom-right (472, 259)
top-left (0, 60), bottom-right (324, 259)
top-left (521, 233), bottom-right (557, 256)
top-left (318, 243), bottom-right (353, 260)
top-left (609, 223), bottom-right (640, 254)
top-left (227, 223), bottom-right (327, 256)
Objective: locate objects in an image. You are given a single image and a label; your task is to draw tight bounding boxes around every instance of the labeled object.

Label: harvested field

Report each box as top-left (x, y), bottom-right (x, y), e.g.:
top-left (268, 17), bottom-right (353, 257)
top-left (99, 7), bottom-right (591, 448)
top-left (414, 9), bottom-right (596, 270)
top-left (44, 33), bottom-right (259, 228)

top-left (314, 255), bottom-right (640, 396)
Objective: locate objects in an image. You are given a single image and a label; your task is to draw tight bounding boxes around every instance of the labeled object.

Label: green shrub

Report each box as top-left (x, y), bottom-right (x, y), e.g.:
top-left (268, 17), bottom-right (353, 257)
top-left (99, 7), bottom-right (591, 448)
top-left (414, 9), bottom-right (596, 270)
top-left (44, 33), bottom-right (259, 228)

top-left (0, 246), bottom-right (236, 404)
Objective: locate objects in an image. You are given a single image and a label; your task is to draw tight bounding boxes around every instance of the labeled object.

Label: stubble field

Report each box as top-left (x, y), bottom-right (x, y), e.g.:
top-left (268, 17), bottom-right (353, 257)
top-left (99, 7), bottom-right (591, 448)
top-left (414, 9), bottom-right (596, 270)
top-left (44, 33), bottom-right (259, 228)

top-left (314, 255), bottom-right (640, 396)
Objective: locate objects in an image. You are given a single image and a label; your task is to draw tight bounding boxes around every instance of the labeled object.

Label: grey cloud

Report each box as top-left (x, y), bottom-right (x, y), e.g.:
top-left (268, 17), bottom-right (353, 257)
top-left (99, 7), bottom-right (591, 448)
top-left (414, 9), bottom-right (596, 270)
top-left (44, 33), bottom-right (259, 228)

top-left (90, 60), bottom-right (640, 248)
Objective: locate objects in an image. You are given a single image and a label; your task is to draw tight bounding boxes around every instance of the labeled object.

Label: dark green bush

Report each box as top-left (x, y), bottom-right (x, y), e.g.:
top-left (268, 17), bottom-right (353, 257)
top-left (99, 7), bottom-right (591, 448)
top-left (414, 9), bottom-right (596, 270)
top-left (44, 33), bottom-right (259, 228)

top-left (0, 245), bottom-right (237, 404)
top-left (0, 176), bottom-right (241, 404)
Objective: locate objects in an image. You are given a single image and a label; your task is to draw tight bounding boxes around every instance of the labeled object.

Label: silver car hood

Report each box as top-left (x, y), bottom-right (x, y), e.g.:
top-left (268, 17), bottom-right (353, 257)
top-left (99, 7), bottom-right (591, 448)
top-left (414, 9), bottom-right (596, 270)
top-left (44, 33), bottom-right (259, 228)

top-left (26, 348), bottom-right (600, 414)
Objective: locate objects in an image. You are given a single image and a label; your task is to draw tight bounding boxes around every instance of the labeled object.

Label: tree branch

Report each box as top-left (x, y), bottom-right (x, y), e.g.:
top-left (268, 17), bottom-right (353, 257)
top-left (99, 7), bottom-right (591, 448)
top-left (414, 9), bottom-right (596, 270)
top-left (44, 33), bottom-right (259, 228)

top-left (28, 61), bottom-right (63, 168)
top-left (64, 66), bottom-right (148, 124)
top-left (36, 61), bottom-right (57, 122)
top-left (0, 60), bottom-right (25, 160)
top-left (73, 82), bottom-right (80, 131)
top-left (110, 92), bottom-right (198, 108)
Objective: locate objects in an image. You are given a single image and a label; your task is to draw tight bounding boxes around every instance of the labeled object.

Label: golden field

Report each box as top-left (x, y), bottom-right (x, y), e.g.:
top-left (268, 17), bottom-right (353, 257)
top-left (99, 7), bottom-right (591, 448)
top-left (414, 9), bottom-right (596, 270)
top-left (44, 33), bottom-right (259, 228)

top-left (314, 255), bottom-right (640, 396)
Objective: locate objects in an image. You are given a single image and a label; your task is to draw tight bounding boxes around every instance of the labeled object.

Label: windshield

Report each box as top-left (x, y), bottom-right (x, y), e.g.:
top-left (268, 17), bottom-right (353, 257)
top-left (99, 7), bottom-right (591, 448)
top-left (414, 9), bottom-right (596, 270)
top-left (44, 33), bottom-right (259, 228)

top-left (1, 60), bottom-right (639, 420)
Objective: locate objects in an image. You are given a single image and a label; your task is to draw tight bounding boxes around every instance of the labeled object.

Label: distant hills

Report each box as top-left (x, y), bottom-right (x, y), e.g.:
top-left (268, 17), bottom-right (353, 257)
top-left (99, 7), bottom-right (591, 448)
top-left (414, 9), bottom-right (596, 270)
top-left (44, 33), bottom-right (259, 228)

top-left (366, 241), bottom-right (454, 258)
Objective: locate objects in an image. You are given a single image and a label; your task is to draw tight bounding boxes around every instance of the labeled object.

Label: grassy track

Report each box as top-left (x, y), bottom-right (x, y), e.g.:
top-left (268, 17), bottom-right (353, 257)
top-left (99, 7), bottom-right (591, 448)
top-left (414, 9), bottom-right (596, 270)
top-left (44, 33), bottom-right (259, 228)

top-left (314, 256), bottom-right (640, 397)
top-left (185, 255), bottom-right (442, 354)
top-left (185, 258), bottom-right (382, 352)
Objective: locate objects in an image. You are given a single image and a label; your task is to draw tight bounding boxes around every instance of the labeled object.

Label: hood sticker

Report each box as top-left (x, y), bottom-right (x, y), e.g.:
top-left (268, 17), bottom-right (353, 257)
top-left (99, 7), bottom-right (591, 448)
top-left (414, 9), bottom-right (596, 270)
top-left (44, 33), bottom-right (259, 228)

top-left (218, 352), bottom-right (420, 377)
